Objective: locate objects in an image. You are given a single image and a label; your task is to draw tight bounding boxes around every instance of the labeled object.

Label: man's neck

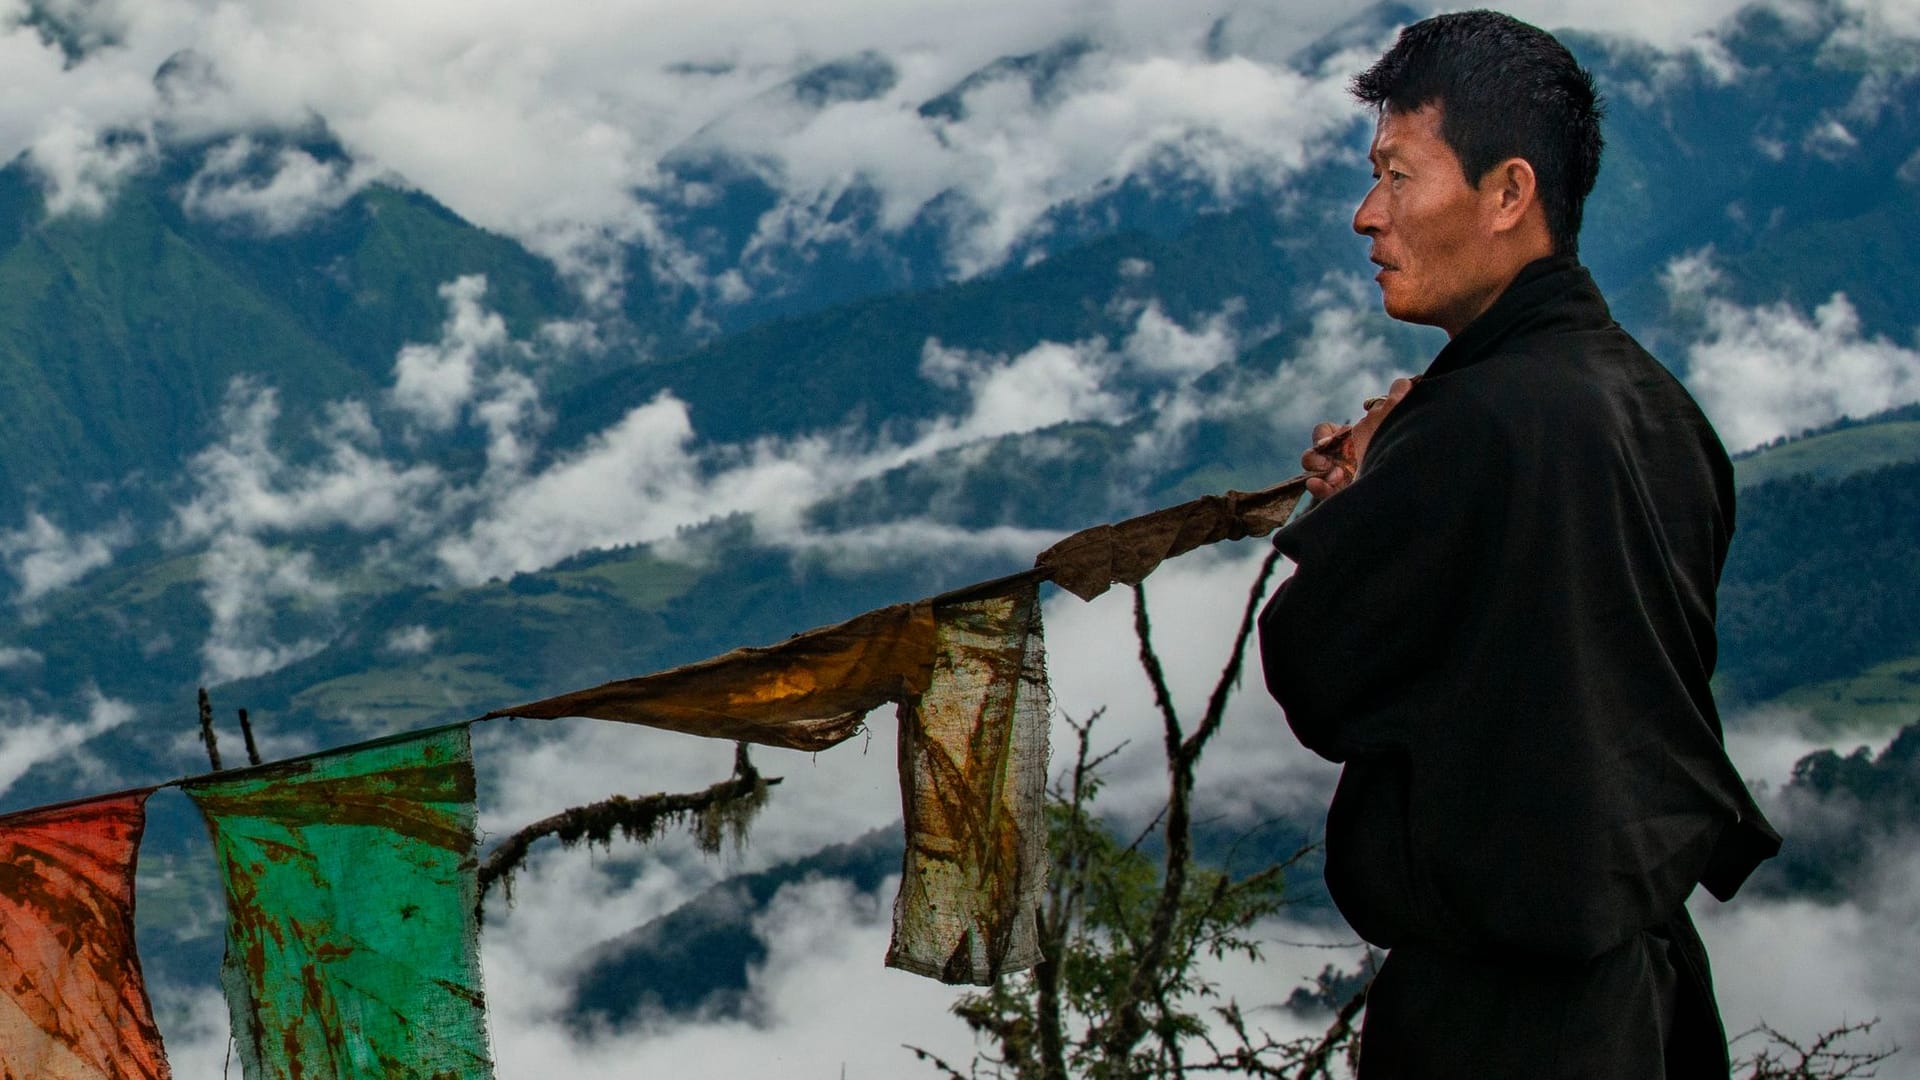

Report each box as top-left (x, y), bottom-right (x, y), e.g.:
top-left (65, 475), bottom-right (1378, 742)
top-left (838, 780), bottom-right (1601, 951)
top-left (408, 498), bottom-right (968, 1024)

top-left (1442, 246), bottom-right (1559, 339)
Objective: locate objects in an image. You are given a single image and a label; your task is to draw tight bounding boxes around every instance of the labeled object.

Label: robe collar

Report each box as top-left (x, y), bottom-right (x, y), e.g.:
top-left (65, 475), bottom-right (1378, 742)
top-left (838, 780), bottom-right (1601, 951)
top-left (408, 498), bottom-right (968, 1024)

top-left (1424, 255), bottom-right (1611, 379)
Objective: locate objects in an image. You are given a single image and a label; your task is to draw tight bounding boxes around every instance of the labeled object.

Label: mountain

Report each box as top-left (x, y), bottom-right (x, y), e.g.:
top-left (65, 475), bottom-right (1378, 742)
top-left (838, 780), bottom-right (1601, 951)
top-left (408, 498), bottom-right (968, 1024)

top-left (0, 139), bottom-right (575, 521)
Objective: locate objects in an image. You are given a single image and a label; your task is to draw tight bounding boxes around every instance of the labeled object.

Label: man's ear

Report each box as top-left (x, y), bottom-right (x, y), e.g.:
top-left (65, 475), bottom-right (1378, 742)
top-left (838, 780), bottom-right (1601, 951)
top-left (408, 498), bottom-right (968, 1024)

top-left (1484, 157), bottom-right (1538, 234)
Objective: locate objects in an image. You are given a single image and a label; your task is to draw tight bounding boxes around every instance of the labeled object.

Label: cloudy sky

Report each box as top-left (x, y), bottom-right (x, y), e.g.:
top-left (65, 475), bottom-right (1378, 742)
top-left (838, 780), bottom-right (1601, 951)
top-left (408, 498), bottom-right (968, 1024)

top-left (2, 0), bottom-right (1920, 1074)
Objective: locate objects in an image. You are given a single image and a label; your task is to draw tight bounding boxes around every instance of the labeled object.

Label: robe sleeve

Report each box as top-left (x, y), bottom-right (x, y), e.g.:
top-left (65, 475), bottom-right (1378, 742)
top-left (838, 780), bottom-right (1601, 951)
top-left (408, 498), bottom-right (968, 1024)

top-left (1258, 377), bottom-right (1503, 761)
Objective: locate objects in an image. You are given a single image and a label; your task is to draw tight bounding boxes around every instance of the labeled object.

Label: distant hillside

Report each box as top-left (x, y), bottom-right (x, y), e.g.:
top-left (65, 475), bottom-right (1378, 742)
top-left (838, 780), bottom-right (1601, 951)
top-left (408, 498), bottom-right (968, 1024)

top-left (1733, 404), bottom-right (1920, 489)
top-left (570, 828), bottom-right (902, 1027)
top-left (1717, 451), bottom-right (1920, 711)
top-left (0, 143), bottom-right (570, 519)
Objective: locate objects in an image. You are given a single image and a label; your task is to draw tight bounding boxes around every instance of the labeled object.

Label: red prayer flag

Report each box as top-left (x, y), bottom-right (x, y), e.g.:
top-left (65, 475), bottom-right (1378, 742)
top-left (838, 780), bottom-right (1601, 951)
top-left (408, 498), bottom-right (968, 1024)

top-left (0, 789), bottom-right (170, 1080)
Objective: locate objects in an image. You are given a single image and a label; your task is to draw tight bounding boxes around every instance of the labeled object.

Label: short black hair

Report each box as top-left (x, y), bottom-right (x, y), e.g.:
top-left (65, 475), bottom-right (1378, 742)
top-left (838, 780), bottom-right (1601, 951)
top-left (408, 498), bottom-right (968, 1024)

top-left (1351, 10), bottom-right (1604, 256)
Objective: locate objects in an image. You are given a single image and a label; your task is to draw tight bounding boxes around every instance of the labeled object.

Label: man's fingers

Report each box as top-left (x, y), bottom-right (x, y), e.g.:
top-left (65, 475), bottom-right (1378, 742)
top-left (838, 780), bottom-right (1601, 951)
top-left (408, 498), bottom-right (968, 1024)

top-left (1311, 421), bottom-right (1350, 447)
top-left (1305, 465), bottom-right (1350, 500)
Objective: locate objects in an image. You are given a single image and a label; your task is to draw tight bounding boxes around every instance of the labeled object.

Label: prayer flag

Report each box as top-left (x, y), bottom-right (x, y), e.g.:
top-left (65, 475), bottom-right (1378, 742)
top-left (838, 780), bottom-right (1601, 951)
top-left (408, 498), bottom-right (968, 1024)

top-left (186, 727), bottom-right (491, 1080)
top-left (1036, 476), bottom-right (1308, 600)
top-left (483, 601), bottom-right (939, 752)
top-left (0, 790), bottom-right (169, 1080)
top-left (889, 584), bottom-right (1051, 984)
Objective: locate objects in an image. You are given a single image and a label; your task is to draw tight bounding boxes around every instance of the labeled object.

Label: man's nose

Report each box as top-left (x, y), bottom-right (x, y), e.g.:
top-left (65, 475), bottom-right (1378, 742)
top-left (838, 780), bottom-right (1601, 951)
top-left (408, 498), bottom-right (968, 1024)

top-left (1353, 184), bottom-right (1385, 236)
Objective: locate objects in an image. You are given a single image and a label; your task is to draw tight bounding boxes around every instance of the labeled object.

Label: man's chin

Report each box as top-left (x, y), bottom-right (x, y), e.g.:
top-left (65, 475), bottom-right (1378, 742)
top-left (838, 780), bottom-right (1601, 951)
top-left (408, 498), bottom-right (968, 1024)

top-left (1379, 292), bottom-right (1421, 325)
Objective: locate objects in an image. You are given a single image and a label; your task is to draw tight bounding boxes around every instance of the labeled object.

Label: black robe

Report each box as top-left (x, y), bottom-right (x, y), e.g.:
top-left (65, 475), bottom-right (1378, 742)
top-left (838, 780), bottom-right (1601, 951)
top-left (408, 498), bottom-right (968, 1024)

top-left (1259, 257), bottom-right (1780, 1078)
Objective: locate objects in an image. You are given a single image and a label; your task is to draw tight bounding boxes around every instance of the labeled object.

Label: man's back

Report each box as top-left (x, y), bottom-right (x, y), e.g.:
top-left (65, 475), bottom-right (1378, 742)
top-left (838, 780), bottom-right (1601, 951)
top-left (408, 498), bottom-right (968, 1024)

top-left (1263, 255), bottom-right (1767, 955)
top-left (1259, 259), bottom-right (1779, 1077)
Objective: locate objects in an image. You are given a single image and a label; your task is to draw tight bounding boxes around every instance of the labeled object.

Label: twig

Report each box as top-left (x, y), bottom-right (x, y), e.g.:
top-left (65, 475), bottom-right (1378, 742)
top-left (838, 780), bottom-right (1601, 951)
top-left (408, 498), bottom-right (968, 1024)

top-left (196, 687), bottom-right (222, 772)
top-left (237, 708), bottom-right (262, 767)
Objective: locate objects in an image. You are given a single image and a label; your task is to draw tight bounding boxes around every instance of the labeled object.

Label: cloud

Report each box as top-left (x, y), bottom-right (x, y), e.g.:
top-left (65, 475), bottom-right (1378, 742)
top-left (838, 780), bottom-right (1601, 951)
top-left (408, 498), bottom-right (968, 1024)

top-left (1236, 279), bottom-right (1414, 442)
top-left (384, 625), bottom-right (436, 656)
top-left (1044, 542), bottom-right (1341, 833)
top-left (26, 113), bottom-right (156, 217)
top-left (391, 276), bottom-right (517, 432)
top-left (0, 511), bottom-right (128, 605)
top-left (196, 532), bottom-right (335, 684)
top-left (1666, 250), bottom-right (1920, 450)
top-left (0, 689), bottom-right (136, 797)
top-left (0, 645), bottom-right (42, 670)
top-left (711, 43), bottom-right (1367, 281)
top-left (173, 382), bottom-right (443, 541)
top-left (180, 135), bottom-right (382, 235)
top-left (8, 0), bottom-right (1886, 305)
top-left (435, 291), bottom-right (1260, 582)
top-left (170, 380), bottom-right (444, 681)
top-left (1695, 846), bottom-right (1920, 1060)
top-left (160, 259), bottom-right (1416, 676)
top-left (480, 872), bottom-right (981, 1079)
top-left (919, 337), bottom-right (1130, 441)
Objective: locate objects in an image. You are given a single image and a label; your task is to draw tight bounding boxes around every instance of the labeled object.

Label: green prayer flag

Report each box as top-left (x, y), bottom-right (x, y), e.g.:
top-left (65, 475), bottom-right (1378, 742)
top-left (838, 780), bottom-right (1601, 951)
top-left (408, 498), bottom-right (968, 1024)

top-left (185, 726), bottom-right (492, 1080)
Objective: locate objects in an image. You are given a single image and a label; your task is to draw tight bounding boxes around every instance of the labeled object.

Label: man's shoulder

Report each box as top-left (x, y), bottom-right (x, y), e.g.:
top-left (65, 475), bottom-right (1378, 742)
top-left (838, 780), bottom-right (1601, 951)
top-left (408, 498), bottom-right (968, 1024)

top-left (1466, 317), bottom-right (1691, 419)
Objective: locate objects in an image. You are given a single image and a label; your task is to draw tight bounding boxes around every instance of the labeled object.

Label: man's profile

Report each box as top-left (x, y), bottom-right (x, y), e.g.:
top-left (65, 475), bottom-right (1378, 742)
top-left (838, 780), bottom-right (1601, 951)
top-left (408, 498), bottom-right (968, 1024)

top-left (1258, 10), bottom-right (1780, 1078)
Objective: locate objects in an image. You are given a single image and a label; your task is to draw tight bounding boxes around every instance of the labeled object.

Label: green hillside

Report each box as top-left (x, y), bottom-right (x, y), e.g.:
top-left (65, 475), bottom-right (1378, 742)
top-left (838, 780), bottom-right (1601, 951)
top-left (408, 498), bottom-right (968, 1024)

top-left (1717, 454), bottom-right (1920, 712)
top-left (1734, 409), bottom-right (1920, 489)
top-left (0, 153), bottom-right (571, 519)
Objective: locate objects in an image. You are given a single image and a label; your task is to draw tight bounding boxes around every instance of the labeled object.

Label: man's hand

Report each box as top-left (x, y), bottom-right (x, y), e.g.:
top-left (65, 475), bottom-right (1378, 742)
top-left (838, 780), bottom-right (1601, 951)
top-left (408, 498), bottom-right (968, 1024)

top-left (1302, 377), bottom-right (1416, 500)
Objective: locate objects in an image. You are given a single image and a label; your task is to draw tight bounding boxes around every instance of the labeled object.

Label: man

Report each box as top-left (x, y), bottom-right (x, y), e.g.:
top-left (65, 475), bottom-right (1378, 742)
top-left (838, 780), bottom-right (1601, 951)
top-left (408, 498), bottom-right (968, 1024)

top-left (1257, 11), bottom-right (1780, 1078)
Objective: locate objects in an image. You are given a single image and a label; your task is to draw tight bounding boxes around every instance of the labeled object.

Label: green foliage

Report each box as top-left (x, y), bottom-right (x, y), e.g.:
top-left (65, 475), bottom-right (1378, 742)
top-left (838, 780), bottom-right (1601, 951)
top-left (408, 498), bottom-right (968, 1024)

top-left (945, 779), bottom-right (1296, 1080)
top-left (922, 561), bottom-right (1354, 1080)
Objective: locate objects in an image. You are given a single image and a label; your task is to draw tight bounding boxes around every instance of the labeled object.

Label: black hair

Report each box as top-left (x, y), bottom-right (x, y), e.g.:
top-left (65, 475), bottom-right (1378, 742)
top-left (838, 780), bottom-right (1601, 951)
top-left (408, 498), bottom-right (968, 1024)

top-left (1350, 10), bottom-right (1604, 256)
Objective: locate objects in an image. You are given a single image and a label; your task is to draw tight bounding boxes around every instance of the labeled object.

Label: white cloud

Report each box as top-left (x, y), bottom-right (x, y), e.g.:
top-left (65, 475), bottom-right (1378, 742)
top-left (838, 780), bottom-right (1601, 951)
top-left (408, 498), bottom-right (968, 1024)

top-left (1044, 542), bottom-right (1340, 832)
top-left (1680, 286), bottom-right (1920, 451)
top-left (174, 381), bottom-right (443, 541)
top-left (181, 135), bottom-right (381, 234)
top-left (0, 645), bottom-right (43, 670)
top-left (480, 872), bottom-right (981, 1079)
top-left (196, 532), bottom-right (336, 685)
top-left (385, 624), bottom-right (436, 655)
top-left (1803, 116), bottom-right (1860, 161)
top-left (7, 0), bottom-right (1876, 306)
top-left (0, 689), bottom-right (136, 797)
top-left (0, 511), bottom-right (127, 605)
top-left (1696, 845), bottom-right (1920, 1060)
top-left (1234, 282), bottom-right (1417, 445)
top-left (26, 112), bottom-right (156, 218)
top-left (920, 338), bottom-right (1130, 441)
top-left (391, 276), bottom-right (516, 431)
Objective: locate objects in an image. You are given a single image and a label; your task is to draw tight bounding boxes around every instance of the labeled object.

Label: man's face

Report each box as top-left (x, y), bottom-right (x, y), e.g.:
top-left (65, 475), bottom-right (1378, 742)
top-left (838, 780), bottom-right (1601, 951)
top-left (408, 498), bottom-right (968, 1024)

top-left (1353, 104), bottom-right (1502, 336)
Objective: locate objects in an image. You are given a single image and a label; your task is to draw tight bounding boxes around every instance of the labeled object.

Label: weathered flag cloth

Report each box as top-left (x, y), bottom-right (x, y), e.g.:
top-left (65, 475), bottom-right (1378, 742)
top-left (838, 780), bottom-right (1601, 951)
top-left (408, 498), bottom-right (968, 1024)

top-left (185, 725), bottom-right (492, 1080)
top-left (482, 601), bottom-right (938, 752)
top-left (483, 583), bottom-right (1054, 984)
top-left (0, 790), bottom-right (170, 1080)
top-left (1035, 475), bottom-right (1308, 600)
top-left (890, 582), bottom-right (1051, 985)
